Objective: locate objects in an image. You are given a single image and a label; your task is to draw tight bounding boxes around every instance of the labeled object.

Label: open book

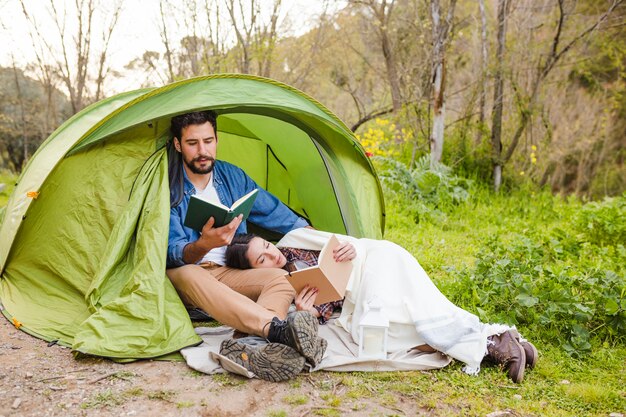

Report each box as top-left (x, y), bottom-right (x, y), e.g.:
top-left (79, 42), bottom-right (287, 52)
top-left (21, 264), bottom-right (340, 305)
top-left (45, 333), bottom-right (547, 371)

top-left (184, 189), bottom-right (259, 231)
top-left (286, 235), bottom-right (354, 304)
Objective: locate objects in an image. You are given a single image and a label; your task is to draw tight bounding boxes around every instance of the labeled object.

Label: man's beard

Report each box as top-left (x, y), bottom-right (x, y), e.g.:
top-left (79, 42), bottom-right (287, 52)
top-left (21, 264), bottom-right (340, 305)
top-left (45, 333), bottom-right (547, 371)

top-left (183, 154), bottom-right (215, 175)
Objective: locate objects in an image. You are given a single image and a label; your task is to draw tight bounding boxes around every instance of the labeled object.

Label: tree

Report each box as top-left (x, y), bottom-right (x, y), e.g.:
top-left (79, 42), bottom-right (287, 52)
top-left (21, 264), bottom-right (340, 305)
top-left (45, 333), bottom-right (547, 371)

top-left (349, 0), bottom-right (403, 113)
top-left (428, 0), bottom-right (457, 167)
top-left (476, 0), bottom-right (488, 143)
top-left (491, 0), bottom-right (623, 191)
top-left (19, 0), bottom-right (123, 114)
top-left (0, 67), bottom-right (70, 171)
top-left (225, 0), bottom-right (284, 77)
top-left (490, 0), bottom-right (508, 192)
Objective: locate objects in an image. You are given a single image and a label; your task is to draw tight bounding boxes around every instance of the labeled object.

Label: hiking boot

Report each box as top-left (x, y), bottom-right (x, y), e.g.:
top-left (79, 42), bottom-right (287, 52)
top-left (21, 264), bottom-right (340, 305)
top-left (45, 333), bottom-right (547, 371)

top-left (511, 331), bottom-right (538, 369)
top-left (307, 337), bottom-right (328, 369)
top-left (519, 340), bottom-right (538, 369)
top-left (219, 339), bottom-right (305, 382)
top-left (267, 311), bottom-right (322, 366)
top-left (486, 330), bottom-right (526, 383)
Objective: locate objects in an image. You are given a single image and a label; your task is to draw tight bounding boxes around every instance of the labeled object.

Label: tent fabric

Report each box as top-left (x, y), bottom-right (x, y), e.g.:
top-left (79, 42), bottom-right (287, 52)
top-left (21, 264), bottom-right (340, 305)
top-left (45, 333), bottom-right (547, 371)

top-left (0, 74), bottom-right (384, 360)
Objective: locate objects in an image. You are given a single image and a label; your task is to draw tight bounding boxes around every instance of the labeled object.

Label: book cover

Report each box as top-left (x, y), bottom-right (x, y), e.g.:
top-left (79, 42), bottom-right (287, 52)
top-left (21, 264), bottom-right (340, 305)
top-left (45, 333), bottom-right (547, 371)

top-left (184, 188), bottom-right (259, 231)
top-left (286, 235), bottom-right (354, 304)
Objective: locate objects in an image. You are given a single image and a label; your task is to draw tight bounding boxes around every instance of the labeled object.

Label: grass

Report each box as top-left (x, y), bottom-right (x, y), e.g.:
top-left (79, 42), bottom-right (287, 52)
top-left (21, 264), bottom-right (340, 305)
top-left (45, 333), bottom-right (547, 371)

top-left (0, 171), bottom-right (16, 209)
top-left (146, 389), bottom-right (176, 401)
top-left (325, 185), bottom-right (625, 416)
top-left (271, 183), bottom-right (623, 416)
top-left (81, 389), bottom-right (126, 409)
top-left (2, 168), bottom-right (624, 415)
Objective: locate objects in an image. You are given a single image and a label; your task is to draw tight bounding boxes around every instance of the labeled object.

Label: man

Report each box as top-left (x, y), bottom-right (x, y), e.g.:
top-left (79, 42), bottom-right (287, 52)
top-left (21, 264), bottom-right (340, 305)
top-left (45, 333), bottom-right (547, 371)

top-left (166, 110), bottom-right (325, 381)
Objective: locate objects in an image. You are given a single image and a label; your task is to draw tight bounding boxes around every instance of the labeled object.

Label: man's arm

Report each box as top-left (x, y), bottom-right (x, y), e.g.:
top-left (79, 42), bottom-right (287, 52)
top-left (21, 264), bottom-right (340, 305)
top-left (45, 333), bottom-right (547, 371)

top-left (167, 205), bottom-right (192, 267)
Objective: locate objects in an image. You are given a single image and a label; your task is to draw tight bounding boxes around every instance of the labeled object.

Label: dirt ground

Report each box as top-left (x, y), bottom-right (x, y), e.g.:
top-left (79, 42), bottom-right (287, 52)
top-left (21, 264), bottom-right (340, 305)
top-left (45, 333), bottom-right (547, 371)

top-left (0, 317), bottom-right (433, 417)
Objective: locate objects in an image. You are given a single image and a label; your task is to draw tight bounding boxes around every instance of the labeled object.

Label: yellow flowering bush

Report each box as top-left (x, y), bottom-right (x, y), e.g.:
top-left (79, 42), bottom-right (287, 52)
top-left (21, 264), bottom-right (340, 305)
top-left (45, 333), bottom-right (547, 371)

top-left (355, 118), bottom-right (412, 159)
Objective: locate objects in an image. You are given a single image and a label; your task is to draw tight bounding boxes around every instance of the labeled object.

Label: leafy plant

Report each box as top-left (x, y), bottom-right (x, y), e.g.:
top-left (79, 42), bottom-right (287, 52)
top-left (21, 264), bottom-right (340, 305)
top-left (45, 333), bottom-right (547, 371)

top-left (445, 231), bottom-right (625, 356)
top-left (373, 155), bottom-right (472, 224)
top-left (575, 194), bottom-right (626, 246)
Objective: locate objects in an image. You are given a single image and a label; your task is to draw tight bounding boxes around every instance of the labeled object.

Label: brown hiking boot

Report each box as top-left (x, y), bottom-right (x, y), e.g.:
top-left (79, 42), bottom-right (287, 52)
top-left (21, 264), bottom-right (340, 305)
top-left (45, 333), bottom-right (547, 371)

top-left (486, 330), bottom-right (526, 383)
top-left (519, 340), bottom-right (538, 369)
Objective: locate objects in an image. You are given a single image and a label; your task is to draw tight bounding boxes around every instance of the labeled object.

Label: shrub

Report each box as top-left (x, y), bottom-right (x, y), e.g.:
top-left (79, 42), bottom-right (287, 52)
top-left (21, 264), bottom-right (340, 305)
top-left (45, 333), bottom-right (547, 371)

top-left (445, 230), bottom-right (626, 356)
top-left (372, 155), bottom-right (472, 223)
top-left (575, 194), bottom-right (626, 246)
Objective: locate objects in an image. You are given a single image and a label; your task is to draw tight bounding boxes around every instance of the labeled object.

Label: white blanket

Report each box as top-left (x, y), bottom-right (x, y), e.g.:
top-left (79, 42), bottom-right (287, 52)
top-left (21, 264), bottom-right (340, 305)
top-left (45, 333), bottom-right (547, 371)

top-left (181, 322), bottom-right (451, 377)
top-left (277, 228), bottom-right (513, 374)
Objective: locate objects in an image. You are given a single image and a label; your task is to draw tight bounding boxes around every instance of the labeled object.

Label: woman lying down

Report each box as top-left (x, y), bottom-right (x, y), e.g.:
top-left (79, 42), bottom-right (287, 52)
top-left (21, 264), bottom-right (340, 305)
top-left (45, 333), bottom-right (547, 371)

top-left (224, 228), bottom-right (537, 383)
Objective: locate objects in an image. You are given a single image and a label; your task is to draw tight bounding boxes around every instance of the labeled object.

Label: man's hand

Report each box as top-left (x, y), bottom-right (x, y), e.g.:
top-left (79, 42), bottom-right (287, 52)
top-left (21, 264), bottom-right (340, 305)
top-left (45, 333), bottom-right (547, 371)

top-left (333, 242), bottom-right (356, 262)
top-left (295, 285), bottom-right (320, 317)
top-left (182, 215), bottom-right (242, 264)
top-left (198, 215), bottom-right (242, 249)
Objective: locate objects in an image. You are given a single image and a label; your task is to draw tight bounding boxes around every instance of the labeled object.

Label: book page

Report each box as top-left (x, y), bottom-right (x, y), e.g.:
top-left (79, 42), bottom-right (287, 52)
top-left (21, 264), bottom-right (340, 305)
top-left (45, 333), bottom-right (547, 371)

top-left (191, 194), bottom-right (228, 210)
top-left (231, 188), bottom-right (258, 210)
top-left (318, 235), bottom-right (353, 297)
top-left (286, 235), bottom-right (353, 304)
top-left (287, 268), bottom-right (343, 305)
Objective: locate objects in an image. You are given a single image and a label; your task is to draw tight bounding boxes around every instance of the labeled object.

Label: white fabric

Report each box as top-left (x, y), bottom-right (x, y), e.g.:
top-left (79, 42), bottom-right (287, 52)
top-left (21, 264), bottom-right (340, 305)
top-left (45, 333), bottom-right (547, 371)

top-left (180, 322), bottom-right (451, 378)
top-left (196, 174), bottom-right (227, 265)
top-left (276, 228), bottom-right (513, 373)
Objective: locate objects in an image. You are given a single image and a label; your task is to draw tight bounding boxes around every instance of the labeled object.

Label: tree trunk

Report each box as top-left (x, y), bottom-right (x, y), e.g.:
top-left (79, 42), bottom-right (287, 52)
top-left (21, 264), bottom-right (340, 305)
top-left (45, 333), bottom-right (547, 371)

top-left (376, 0), bottom-right (402, 113)
top-left (476, 0), bottom-right (488, 144)
top-left (429, 0), bottom-right (456, 168)
top-left (159, 0), bottom-right (175, 83)
top-left (491, 0), bottom-right (508, 192)
top-left (226, 0), bottom-right (254, 74)
top-left (10, 57), bottom-right (28, 169)
top-left (430, 56), bottom-right (445, 167)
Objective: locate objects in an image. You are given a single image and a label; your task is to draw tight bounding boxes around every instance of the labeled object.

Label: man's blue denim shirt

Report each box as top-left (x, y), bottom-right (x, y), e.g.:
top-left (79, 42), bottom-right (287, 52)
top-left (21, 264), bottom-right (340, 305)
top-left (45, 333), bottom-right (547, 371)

top-left (167, 160), bottom-right (309, 268)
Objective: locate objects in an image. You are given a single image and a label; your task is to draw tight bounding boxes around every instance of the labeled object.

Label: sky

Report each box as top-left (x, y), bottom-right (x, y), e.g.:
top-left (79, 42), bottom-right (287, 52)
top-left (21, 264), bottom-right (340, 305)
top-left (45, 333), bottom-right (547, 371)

top-left (0, 0), bottom-right (344, 94)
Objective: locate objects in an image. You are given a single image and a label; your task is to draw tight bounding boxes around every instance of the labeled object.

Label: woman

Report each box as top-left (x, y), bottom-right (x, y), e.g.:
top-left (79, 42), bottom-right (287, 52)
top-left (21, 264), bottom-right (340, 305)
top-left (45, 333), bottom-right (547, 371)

top-left (226, 228), bottom-right (537, 383)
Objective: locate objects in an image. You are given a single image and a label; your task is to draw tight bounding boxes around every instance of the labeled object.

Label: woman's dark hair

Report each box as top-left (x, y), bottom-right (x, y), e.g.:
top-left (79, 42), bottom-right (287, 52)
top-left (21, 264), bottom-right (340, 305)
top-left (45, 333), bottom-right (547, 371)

top-left (167, 110), bottom-right (218, 208)
top-left (225, 233), bottom-right (257, 269)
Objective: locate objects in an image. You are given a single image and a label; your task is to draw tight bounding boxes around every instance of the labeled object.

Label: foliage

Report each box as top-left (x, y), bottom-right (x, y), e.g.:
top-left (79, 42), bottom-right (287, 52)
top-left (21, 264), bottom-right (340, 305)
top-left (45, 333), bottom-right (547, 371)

top-left (355, 118), bottom-right (406, 159)
top-left (0, 67), bottom-right (69, 171)
top-left (437, 194), bottom-right (626, 357)
top-left (575, 194), bottom-right (626, 246)
top-left (0, 171), bottom-right (17, 221)
top-left (372, 155), bottom-right (471, 224)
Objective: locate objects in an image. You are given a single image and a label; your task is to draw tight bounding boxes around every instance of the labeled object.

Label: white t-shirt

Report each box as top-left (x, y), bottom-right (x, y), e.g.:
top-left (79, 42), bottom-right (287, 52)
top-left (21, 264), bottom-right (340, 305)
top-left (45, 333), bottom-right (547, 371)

top-left (195, 175), bottom-right (227, 265)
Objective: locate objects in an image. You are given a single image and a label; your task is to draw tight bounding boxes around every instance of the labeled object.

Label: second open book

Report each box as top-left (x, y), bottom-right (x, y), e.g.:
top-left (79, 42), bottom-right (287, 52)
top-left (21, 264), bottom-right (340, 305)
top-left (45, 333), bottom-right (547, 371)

top-left (285, 235), bottom-right (354, 304)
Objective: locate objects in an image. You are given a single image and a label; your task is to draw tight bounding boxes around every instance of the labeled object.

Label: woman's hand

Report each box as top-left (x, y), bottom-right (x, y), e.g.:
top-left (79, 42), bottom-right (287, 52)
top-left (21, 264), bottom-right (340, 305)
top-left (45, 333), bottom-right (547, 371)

top-left (333, 242), bottom-right (356, 262)
top-left (295, 286), bottom-right (320, 317)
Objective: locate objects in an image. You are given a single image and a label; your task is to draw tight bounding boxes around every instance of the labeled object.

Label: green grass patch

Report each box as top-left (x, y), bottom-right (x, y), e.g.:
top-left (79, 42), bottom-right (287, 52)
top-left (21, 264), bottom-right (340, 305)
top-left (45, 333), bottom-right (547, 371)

top-left (146, 389), bottom-right (176, 401)
top-left (282, 394), bottom-right (309, 405)
top-left (81, 389), bottom-right (126, 409)
top-left (267, 410), bottom-right (288, 417)
top-left (211, 372), bottom-right (247, 387)
top-left (0, 171), bottom-right (17, 210)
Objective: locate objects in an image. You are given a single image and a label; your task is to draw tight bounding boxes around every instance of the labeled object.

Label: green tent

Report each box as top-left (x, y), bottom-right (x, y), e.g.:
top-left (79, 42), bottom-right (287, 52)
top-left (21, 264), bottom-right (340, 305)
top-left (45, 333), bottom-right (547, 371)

top-left (0, 74), bottom-right (385, 359)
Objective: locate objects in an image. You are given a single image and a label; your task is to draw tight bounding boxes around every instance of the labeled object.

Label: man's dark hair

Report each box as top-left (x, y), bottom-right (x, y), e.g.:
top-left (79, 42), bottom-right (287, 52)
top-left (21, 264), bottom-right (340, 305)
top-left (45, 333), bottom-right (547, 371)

top-left (167, 110), bottom-right (218, 208)
top-left (170, 110), bottom-right (218, 140)
top-left (225, 233), bottom-right (256, 269)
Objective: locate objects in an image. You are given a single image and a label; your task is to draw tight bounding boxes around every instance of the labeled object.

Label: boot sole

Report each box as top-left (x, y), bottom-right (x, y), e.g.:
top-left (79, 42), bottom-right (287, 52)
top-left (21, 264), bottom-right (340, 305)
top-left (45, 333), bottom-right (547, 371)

top-left (288, 312), bottom-right (323, 366)
top-left (308, 337), bottom-right (328, 369)
top-left (220, 339), bottom-right (305, 382)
